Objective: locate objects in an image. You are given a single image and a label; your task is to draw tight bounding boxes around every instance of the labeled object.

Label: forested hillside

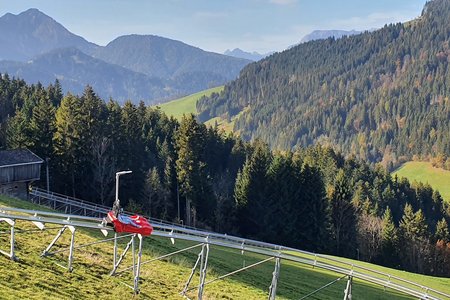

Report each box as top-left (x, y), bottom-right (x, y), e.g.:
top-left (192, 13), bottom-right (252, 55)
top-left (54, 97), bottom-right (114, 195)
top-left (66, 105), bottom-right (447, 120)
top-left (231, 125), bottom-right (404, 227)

top-left (1, 76), bottom-right (450, 277)
top-left (198, 0), bottom-right (450, 170)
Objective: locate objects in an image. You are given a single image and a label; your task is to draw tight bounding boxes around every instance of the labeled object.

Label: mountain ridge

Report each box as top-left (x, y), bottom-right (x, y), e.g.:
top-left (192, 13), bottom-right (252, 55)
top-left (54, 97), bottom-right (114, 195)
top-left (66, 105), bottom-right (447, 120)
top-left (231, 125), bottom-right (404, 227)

top-left (0, 47), bottom-right (171, 104)
top-left (224, 48), bottom-right (272, 61)
top-left (0, 8), bottom-right (99, 61)
top-left (300, 29), bottom-right (362, 43)
top-left (0, 9), bottom-right (251, 103)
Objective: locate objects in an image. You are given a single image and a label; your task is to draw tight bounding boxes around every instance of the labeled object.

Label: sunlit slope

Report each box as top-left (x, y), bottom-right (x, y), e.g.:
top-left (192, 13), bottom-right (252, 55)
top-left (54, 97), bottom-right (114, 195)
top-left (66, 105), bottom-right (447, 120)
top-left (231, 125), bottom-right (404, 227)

top-left (1, 195), bottom-right (449, 299)
top-left (156, 86), bottom-right (223, 120)
top-left (393, 161), bottom-right (450, 202)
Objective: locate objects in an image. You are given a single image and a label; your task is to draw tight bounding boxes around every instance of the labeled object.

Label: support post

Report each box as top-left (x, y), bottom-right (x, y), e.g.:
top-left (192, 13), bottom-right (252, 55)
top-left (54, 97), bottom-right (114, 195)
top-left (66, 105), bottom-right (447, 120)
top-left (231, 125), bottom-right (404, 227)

top-left (182, 245), bottom-right (204, 296)
top-left (0, 218), bottom-right (16, 260)
top-left (110, 235), bottom-right (135, 275)
top-left (197, 243), bottom-right (210, 300)
top-left (113, 233), bottom-right (118, 269)
top-left (10, 220), bottom-right (15, 261)
top-left (268, 257), bottom-right (281, 300)
top-left (42, 226), bottom-right (67, 257)
top-left (133, 234), bottom-right (143, 294)
top-left (344, 275), bottom-right (353, 300)
top-left (67, 226), bottom-right (76, 272)
top-left (132, 234), bottom-right (136, 277)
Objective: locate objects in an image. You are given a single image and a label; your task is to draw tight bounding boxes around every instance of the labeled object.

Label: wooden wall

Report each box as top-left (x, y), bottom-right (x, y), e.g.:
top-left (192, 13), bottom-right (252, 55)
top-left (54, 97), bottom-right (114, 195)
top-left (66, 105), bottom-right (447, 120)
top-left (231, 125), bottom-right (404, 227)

top-left (0, 163), bottom-right (41, 184)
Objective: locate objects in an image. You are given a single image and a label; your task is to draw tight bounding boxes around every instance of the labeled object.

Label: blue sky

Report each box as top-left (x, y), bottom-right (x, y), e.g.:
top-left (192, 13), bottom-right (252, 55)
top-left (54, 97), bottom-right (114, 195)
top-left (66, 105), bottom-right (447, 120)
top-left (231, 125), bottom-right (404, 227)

top-left (0, 0), bottom-right (427, 53)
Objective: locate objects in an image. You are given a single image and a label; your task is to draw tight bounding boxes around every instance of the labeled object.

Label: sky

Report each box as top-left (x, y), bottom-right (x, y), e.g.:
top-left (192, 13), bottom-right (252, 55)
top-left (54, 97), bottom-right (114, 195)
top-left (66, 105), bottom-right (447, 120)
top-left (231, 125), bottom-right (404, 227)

top-left (0, 0), bottom-right (428, 54)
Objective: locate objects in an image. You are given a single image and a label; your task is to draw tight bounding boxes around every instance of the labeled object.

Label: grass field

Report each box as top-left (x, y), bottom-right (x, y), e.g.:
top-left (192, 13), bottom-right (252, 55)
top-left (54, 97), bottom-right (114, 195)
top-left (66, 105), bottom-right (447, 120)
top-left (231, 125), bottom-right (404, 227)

top-left (392, 161), bottom-right (450, 202)
top-left (1, 195), bottom-right (450, 299)
top-left (155, 86), bottom-right (224, 120)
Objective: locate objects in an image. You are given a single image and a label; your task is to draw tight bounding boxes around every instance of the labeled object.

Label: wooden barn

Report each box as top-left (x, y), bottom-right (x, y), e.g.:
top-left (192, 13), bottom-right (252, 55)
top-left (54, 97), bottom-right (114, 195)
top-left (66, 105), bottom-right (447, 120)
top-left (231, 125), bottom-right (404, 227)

top-left (0, 149), bottom-right (43, 199)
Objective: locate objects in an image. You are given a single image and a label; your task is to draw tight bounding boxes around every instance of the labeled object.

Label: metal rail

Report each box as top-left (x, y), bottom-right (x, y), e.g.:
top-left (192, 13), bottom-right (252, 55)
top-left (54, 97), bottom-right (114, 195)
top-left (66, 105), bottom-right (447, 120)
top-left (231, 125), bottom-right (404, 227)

top-left (1, 206), bottom-right (449, 299)
top-left (22, 189), bottom-right (450, 299)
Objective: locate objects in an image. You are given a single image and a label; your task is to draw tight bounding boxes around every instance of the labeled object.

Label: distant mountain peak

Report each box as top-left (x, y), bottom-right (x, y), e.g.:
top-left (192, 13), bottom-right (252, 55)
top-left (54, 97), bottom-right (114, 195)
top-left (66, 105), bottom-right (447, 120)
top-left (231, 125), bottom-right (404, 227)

top-left (20, 8), bottom-right (45, 16)
top-left (300, 29), bottom-right (362, 43)
top-left (224, 48), bottom-right (271, 61)
top-left (0, 8), bottom-right (99, 61)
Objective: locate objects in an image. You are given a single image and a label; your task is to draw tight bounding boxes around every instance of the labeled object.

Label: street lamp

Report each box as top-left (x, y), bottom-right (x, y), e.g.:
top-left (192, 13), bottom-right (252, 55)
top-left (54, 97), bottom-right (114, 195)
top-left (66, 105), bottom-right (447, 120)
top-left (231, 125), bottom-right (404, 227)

top-left (114, 170), bottom-right (132, 213)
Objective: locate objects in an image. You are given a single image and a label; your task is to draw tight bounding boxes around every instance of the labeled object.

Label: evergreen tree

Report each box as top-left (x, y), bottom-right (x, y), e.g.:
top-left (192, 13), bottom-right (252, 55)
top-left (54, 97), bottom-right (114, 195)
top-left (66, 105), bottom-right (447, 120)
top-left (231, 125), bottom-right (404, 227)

top-left (53, 94), bottom-right (83, 196)
top-left (234, 140), bottom-right (271, 238)
top-left (175, 114), bottom-right (209, 226)
top-left (381, 207), bottom-right (399, 267)
top-left (328, 169), bottom-right (356, 256)
top-left (6, 109), bottom-right (32, 149)
top-left (399, 204), bottom-right (430, 273)
top-left (29, 92), bottom-right (56, 160)
top-left (435, 218), bottom-right (450, 243)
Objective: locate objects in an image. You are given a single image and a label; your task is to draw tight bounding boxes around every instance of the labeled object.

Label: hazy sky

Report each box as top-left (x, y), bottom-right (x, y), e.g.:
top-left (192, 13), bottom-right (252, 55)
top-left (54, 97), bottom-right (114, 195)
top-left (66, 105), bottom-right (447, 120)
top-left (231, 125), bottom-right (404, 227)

top-left (0, 0), bottom-right (427, 53)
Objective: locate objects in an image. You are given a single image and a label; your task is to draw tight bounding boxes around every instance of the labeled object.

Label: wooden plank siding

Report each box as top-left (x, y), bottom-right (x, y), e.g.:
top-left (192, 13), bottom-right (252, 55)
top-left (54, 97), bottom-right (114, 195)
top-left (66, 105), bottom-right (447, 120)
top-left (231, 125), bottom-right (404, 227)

top-left (0, 163), bottom-right (42, 184)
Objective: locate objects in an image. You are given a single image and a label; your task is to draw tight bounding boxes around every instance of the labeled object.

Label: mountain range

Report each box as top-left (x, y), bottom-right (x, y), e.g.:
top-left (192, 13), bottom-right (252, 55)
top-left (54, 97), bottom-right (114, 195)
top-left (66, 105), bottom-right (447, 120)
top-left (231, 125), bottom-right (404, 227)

top-left (300, 30), bottom-right (362, 43)
top-left (197, 0), bottom-right (450, 167)
top-left (0, 9), bottom-right (250, 104)
top-left (224, 48), bottom-right (273, 61)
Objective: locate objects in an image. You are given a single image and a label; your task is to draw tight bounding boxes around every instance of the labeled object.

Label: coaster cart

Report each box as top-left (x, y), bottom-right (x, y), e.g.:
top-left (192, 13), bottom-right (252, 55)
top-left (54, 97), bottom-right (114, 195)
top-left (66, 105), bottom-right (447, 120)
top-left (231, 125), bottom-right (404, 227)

top-left (106, 210), bottom-right (153, 236)
top-left (105, 170), bottom-right (153, 237)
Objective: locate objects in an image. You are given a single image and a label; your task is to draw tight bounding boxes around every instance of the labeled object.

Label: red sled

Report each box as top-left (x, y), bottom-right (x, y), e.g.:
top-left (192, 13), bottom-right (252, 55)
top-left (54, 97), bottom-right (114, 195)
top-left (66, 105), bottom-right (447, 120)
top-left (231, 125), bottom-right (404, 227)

top-left (107, 211), bottom-right (153, 236)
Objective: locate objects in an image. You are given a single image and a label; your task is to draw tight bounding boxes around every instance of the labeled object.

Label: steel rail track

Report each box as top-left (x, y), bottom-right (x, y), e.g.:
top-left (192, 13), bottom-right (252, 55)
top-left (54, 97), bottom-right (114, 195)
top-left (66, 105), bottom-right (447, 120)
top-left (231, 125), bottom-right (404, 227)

top-left (1, 205), bottom-right (449, 299)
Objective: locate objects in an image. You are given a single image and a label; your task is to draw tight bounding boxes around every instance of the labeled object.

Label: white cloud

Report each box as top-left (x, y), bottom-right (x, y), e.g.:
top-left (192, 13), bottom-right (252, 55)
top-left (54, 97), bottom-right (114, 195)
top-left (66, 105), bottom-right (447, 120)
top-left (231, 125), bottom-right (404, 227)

top-left (269, 0), bottom-right (297, 5)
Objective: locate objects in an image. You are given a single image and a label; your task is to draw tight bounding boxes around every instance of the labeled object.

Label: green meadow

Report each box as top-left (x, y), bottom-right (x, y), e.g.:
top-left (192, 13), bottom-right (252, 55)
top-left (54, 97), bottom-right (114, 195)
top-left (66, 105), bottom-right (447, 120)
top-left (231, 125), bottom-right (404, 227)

top-left (156, 86), bottom-right (224, 120)
top-left (393, 161), bottom-right (450, 202)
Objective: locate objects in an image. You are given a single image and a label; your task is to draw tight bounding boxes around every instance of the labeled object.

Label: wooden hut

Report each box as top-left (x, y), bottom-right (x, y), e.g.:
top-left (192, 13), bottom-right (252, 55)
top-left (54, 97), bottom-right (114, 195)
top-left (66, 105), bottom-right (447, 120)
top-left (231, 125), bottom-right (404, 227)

top-left (0, 149), bottom-right (43, 199)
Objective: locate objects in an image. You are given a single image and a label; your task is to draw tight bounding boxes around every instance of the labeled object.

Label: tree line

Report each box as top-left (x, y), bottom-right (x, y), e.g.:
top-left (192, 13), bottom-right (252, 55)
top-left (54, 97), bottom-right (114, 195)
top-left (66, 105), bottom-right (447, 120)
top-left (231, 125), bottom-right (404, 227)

top-left (0, 75), bottom-right (450, 276)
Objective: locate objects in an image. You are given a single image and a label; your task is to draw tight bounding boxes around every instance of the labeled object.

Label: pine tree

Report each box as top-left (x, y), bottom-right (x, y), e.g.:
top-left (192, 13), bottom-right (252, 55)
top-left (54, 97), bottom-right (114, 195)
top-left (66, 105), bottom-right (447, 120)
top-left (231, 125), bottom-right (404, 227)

top-left (234, 140), bottom-right (271, 238)
top-left (53, 94), bottom-right (83, 196)
top-left (29, 93), bottom-right (56, 161)
top-left (399, 204), bottom-right (430, 273)
top-left (381, 207), bottom-right (399, 267)
top-left (435, 218), bottom-right (450, 243)
top-left (175, 114), bottom-right (209, 226)
top-left (120, 101), bottom-right (146, 205)
top-left (328, 169), bottom-right (356, 256)
top-left (6, 109), bottom-right (32, 149)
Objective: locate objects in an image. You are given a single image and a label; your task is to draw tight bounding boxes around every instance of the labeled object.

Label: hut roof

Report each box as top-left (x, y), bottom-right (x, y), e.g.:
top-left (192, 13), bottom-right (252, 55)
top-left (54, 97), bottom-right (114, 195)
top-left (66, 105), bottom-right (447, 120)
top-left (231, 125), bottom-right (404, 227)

top-left (0, 149), bottom-right (43, 168)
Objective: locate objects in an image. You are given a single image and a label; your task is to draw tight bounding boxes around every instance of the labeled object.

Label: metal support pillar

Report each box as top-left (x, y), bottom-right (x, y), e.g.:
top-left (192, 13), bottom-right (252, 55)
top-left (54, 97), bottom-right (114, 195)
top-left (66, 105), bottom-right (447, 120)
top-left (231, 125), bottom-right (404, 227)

top-left (132, 234), bottom-right (136, 278)
top-left (42, 226), bottom-right (67, 257)
top-left (198, 243), bottom-right (210, 300)
top-left (268, 257), bottom-right (281, 300)
top-left (67, 226), bottom-right (76, 272)
top-left (182, 256), bottom-right (275, 296)
top-left (182, 244), bottom-right (204, 296)
top-left (0, 218), bottom-right (16, 261)
top-left (343, 275), bottom-right (353, 300)
top-left (133, 234), bottom-right (143, 294)
top-left (113, 233), bottom-right (118, 269)
top-left (41, 225), bottom-right (76, 272)
top-left (110, 234), bottom-right (135, 275)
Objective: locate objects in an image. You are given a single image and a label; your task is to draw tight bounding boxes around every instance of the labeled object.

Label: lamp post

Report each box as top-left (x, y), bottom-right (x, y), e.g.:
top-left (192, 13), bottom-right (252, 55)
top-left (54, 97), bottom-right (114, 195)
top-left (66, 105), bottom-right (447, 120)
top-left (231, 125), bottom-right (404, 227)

top-left (114, 170), bottom-right (132, 210)
top-left (46, 157), bottom-right (50, 193)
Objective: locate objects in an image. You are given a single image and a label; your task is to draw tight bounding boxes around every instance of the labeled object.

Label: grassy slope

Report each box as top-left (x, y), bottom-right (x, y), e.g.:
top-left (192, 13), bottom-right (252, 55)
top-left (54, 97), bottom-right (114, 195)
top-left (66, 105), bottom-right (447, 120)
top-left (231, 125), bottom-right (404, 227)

top-left (156, 86), bottom-right (224, 120)
top-left (393, 161), bottom-right (450, 202)
top-left (155, 86), bottom-right (242, 134)
top-left (1, 195), bottom-right (450, 299)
